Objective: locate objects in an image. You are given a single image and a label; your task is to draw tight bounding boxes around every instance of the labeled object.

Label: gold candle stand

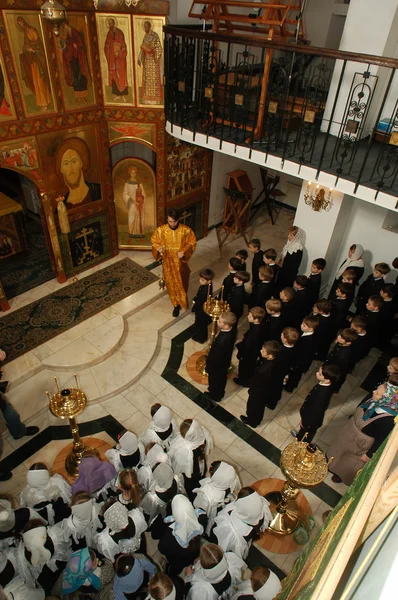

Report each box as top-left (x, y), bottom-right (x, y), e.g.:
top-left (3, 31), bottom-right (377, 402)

top-left (265, 438), bottom-right (333, 535)
top-left (47, 375), bottom-right (98, 478)
top-left (196, 283), bottom-right (230, 375)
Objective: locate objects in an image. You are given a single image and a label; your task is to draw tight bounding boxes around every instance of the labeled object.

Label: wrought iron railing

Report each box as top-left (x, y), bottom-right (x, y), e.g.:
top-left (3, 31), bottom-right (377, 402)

top-left (164, 26), bottom-right (398, 200)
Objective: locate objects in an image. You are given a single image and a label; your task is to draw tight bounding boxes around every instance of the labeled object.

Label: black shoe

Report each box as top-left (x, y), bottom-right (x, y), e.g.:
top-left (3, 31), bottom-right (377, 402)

top-left (203, 391), bottom-right (221, 402)
top-left (172, 305), bottom-right (181, 317)
top-left (240, 415), bottom-right (257, 427)
top-left (14, 426), bottom-right (40, 440)
top-left (0, 471), bottom-right (12, 481)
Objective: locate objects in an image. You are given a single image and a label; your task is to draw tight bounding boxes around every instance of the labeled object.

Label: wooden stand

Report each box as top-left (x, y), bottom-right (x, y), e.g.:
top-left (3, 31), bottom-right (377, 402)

top-left (216, 169), bottom-right (254, 248)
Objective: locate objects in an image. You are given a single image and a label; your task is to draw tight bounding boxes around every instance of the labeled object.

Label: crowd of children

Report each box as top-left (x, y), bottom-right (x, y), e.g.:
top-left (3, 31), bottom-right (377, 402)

top-left (191, 233), bottom-right (397, 446)
top-left (0, 409), bottom-right (282, 600)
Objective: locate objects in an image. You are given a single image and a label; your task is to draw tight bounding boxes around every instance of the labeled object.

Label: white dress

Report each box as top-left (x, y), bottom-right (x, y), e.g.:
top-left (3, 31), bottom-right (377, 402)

top-left (213, 507), bottom-right (260, 560)
top-left (186, 552), bottom-right (246, 600)
top-left (1, 548), bottom-right (45, 600)
top-left (61, 504), bottom-right (102, 548)
top-left (96, 507), bottom-right (147, 561)
top-left (123, 181), bottom-right (146, 235)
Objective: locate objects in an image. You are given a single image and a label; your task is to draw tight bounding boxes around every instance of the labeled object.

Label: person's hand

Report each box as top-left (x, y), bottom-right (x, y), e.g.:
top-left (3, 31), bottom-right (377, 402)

top-left (360, 453), bottom-right (370, 463)
top-left (185, 565), bottom-right (194, 576)
top-left (178, 251), bottom-right (184, 259)
top-left (158, 247), bottom-right (163, 255)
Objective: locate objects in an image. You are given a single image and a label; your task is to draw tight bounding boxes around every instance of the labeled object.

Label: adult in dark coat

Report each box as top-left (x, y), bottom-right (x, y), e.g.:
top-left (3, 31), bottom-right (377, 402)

top-left (240, 341), bottom-right (282, 427)
top-left (293, 364), bottom-right (340, 442)
top-left (205, 312), bottom-right (237, 402)
top-left (234, 308), bottom-right (265, 387)
top-left (277, 227), bottom-right (305, 290)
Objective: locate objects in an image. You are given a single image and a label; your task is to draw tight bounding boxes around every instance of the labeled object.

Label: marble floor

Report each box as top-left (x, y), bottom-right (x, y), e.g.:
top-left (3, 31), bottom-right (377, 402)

top-left (0, 206), bottom-right (381, 574)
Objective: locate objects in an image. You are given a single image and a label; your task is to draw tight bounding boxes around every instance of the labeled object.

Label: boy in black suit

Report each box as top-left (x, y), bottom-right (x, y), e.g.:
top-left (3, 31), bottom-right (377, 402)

top-left (307, 258), bottom-right (326, 307)
top-left (219, 257), bottom-right (242, 302)
top-left (350, 315), bottom-right (371, 364)
top-left (262, 299), bottom-right (283, 342)
top-left (284, 315), bottom-right (319, 392)
top-left (240, 340), bottom-right (282, 427)
top-left (263, 248), bottom-right (279, 282)
top-left (247, 265), bottom-right (275, 309)
top-left (249, 238), bottom-right (264, 286)
top-left (279, 287), bottom-right (296, 328)
top-left (313, 299), bottom-right (335, 361)
top-left (234, 306), bottom-right (265, 387)
top-left (291, 364), bottom-right (340, 442)
top-left (363, 294), bottom-right (383, 348)
top-left (236, 249), bottom-right (248, 271)
top-left (356, 262), bottom-right (390, 315)
top-left (378, 283), bottom-right (397, 349)
top-left (267, 327), bottom-right (300, 410)
top-left (292, 275), bottom-right (310, 329)
top-left (191, 269), bottom-right (214, 343)
top-left (325, 327), bottom-right (358, 392)
top-left (229, 271), bottom-right (250, 322)
top-left (331, 281), bottom-right (353, 334)
top-left (205, 311), bottom-right (237, 402)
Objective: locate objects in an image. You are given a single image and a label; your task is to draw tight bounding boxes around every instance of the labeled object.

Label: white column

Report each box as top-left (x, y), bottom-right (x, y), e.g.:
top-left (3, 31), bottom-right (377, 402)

top-left (322, 0), bottom-right (398, 137)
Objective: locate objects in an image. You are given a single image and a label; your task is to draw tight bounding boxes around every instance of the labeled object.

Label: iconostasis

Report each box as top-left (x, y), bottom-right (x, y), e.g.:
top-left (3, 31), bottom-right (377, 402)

top-left (0, 0), bottom-right (211, 285)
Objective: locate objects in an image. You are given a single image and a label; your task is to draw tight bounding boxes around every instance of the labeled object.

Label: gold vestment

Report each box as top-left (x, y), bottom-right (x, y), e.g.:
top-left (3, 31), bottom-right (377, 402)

top-left (151, 224), bottom-right (197, 309)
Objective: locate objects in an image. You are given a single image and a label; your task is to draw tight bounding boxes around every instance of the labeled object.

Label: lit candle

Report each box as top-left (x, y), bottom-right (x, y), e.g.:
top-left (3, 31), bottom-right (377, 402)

top-left (207, 281), bottom-right (211, 302)
top-left (221, 285), bottom-right (224, 301)
top-left (74, 373), bottom-right (79, 388)
top-left (54, 376), bottom-right (61, 392)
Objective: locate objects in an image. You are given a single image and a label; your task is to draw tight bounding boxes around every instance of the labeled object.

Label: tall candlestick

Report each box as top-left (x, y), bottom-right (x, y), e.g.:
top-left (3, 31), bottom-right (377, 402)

top-left (207, 281), bottom-right (211, 302)
top-left (221, 285), bottom-right (224, 301)
top-left (54, 376), bottom-right (61, 392)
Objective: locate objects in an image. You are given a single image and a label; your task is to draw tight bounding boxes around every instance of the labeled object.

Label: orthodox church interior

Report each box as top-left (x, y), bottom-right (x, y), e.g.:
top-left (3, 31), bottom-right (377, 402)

top-left (0, 1), bottom-right (397, 599)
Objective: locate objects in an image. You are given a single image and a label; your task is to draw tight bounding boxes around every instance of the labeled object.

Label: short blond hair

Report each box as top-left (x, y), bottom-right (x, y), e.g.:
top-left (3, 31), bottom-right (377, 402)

top-left (220, 311), bottom-right (237, 327)
top-left (266, 299), bottom-right (281, 313)
top-left (250, 306), bottom-right (266, 321)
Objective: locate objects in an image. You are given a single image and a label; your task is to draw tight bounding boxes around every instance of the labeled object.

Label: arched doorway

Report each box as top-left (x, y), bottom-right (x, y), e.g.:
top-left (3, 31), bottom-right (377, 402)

top-left (0, 168), bottom-right (55, 299)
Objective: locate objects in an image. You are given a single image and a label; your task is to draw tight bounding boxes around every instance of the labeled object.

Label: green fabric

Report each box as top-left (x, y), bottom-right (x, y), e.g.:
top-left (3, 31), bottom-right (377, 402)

top-left (0, 258), bottom-right (157, 363)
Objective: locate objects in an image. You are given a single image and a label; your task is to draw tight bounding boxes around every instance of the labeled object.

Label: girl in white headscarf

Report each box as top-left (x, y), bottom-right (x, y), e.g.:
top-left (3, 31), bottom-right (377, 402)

top-left (140, 404), bottom-right (178, 450)
top-left (231, 566), bottom-right (282, 600)
top-left (185, 542), bottom-right (246, 600)
top-left (19, 463), bottom-right (71, 525)
top-left (61, 491), bottom-right (102, 552)
top-left (168, 419), bottom-right (213, 501)
top-left (141, 463), bottom-right (185, 528)
top-left (137, 443), bottom-right (170, 492)
top-left (0, 499), bottom-right (42, 551)
top-left (213, 487), bottom-right (272, 559)
top-left (96, 498), bottom-right (147, 562)
top-left (329, 243), bottom-right (365, 299)
top-left (278, 226), bottom-right (305, 289)
top-left (0, 547), bottom-right (45, 600)
top-left (193, 461), bottom-right (241, 535)
top-left (16, 519), bottom-right (69, 596)
top-left (156, 494), bottom-right (206, 576)
top-left (105, 430), bottom-right (145, 472)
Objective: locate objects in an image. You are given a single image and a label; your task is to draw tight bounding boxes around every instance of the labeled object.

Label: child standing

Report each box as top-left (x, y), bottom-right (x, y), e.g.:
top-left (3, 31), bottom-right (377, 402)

top-left (292, 275), bottom-right (310, 329)
top-left (284, 315), bottom-right (319, 392)
top-left (378, 283), bottom-right (397, 349)
top-left (236, 249), bottom-right (248, 271)
top-left (291, 364), bottom-right (340, 441)
top-left (350, 315), bottom-right (371, 364)
top-left (234, 306), bottom-right (266, 387)
top-left (307, 258), bottom-right (326, 307)
top-left (219, 257), bottom-right (242, 302)
top-left (205, 312), bottom-right (237, 402)
top-left (229, 271), bottom-right (250, 321)
top-left (279, 287), bottom-right (296, 328)
top-left (262, 299), bottom-right (283, 342)
top-left (331, 281), bottom-right (353, 333)
top-left (325, 328), bottom-right (358, 392)
top-left (313, 299), bottom-right (335, 361)
top-left (191, 269), bottom-right (214, 343)
top-left (364, 294), bottom-right (384, 348)
top-left (263, 247), bottom-right (280, 282)
top-left (356, 262), bottom-right (391, 314)
top-left (267, 327), bottom-right (300, 410)
top-left (248, 238), bottom-right (264, 285)
top-left (240, 341), bottom-right (282, 427)
top-left (247, 265), bottom-right (275, 309)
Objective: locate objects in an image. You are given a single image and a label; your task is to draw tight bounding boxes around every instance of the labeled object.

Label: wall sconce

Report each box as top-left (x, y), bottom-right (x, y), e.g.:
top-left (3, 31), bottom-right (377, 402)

top-left (304, 181), bottom-right (333, 212)
top-left (40, 1), bottom-right (67, 36)
top-left (93, 0), bottom-right (141, 7)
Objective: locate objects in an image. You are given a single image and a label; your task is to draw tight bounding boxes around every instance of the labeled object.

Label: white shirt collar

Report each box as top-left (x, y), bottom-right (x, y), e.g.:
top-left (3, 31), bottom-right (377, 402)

top-left (302, 331), bottom-right (314, 336)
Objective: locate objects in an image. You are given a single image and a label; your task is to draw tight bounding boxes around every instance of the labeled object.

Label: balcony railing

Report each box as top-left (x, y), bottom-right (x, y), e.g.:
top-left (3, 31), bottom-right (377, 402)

top-left (164, 26), bottom-right (398, 201)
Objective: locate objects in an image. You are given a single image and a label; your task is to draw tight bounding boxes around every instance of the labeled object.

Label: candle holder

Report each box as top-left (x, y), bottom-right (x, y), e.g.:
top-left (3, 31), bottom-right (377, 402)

top-left (265, 437), bottom-right (333, 535)
top-left (196, 284), bottom-right (230, 375)
top-left (47, 375), bottom-right (98, 478)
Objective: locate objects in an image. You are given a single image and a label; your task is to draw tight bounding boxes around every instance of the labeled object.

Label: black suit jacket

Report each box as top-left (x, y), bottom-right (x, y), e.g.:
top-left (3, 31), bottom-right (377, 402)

top-left (314, 314), bottom-right (335, 359)
top-left (294, 333), bottom-right (317, 373)
top-left (357, 275), bottom-right (384, 312)
top-left (292, 288), bottom-right (311, 327)
top-left (331, 297), bottom-right (351, 330)
top-left (307, 273), bottom-right (321, 306)
top-left (248, 281), bottom-right (275, 309)
top-left (262, 314), bottom-right (283, 343)
top-left (206, 328), bottom-right (236, 373)
top-left (280, 300), bottom-right (296, 328)
top-left (248, 359), bottom-right (274, 398)
top-left (220, 272), bottom-right (236, 302)
top-left (236, 323), bottom-right (263, 362)
top-left (228, 284), bottom-right (246, 320)
top-left (325, 342), bottom-right (353, 375)
top-left (252, 251), bottom-right (264, 285)
top-left (192, 283), bottom-right (212, 314)
top-left (300, 383), bottom-right (334, 430)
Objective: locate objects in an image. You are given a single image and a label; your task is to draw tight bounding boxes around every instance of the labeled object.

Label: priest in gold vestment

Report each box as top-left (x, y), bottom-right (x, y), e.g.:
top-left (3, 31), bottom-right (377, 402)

top-left (151, 208), bottom-right (197, 316)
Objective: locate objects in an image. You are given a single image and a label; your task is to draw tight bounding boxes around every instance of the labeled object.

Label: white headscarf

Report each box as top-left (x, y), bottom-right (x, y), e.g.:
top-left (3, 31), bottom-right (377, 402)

top-left (0, 499), bottom-right (15, 532)
top-left (104, 502), bottom-right (129, 534)
top-left (203, 555), bottom-right (229, 584)
top-left (153, 463), bottom-right (174, 492)
top-left (71, 498), bottom-right (93, 526)
top-left (212, 462), bottom-right (240, 492)
top-left (144, 443), bottom-right (169, 468)
top-left (164, 495), bottom-right (204, 548)
top-left (152, 406), bottom-right (173, 432)
top-left (169, 421), bottom-right (213, 477)
top-left (21, 469), bottom-right (70, 507)
top-left (22, 526), bottom-right (51, 566)
top-left (253, 571), bottom-right (282, 600)
top-left (336, 243), bottom-right (364, 279)
top-left (280, 228), bottom-right (305, 259)
top-left (233, 491), bottom-right (272, 526)
top-left (119, 432), bottom-right (138, 455)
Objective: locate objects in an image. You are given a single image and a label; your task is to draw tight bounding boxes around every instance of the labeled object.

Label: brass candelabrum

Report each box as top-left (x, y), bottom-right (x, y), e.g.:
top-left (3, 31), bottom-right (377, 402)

top-left (265, 437), bottom-right (333, 535)
top-left (196, 283), bottom-right (230, 375)
top-left (47, 375), bottom-right (98, 478)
